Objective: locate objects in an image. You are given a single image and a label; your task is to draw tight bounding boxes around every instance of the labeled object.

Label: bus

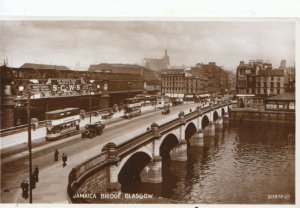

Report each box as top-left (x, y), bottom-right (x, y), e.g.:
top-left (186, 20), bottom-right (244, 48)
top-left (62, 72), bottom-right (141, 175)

top-left (46, 108), bottom-right (80, 140)
top-left (123, 98), bottom-right (142, 119)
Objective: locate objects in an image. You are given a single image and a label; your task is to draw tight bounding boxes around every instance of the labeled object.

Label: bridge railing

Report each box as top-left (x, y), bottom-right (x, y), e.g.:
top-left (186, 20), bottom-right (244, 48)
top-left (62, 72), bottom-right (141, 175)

top-left (67, 101), bottom-right (231, 202)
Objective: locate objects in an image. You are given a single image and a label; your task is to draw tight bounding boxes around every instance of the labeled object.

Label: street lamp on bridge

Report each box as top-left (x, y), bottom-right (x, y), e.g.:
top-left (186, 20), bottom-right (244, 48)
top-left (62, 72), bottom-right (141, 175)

top-left (89, 80), bottom-right (95, 123)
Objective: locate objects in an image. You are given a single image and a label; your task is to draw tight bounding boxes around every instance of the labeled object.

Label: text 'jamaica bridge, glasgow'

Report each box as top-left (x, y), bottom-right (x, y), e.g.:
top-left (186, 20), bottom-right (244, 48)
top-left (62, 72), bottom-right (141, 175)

top-left (67, 101), bottom-right (231, 202)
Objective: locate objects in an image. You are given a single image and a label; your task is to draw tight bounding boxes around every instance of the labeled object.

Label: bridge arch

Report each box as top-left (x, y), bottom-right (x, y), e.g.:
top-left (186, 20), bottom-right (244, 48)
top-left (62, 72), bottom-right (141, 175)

top-left (185, 122), bottom-right (197, 142)
top-left (159, 133), bottom-right (180, 160)
top-left (118, 151), bottom-right (152, 187)
top-left (213, 111), bottom-right (219, 121)
top-left (201, 115), bottom-right (210, 129)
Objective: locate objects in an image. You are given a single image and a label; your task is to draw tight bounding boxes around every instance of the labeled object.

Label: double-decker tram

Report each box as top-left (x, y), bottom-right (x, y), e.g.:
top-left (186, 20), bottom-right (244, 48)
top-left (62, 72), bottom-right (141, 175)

top-left (135, 94), bottom-right (156, 106)
top-left (156, 95), bottom-right (170, 109)
top-left (45, 107), bottom-right (80, 140)
top-left (123, 98), bottom-right (142, 119)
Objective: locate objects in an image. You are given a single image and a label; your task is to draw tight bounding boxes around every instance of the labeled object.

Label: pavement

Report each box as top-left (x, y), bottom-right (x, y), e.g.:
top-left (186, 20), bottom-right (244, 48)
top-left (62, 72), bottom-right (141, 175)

top-left (1, 103), bottom-right (199, 204)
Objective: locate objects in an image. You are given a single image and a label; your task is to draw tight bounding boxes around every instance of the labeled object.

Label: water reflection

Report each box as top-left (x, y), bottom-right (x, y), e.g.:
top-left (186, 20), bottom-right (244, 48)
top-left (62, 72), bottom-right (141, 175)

top-left (122, 122), bottom-right (295, 204)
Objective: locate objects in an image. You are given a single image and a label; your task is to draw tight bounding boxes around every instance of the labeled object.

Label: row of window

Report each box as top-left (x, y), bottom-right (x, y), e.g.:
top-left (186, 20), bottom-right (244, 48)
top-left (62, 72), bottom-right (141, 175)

top-left (266, 102), bottom-right (295, 110)
top-left (256, 82), bottom-right (282, 87)
top-left (163, 76), bottom-right (184, 81)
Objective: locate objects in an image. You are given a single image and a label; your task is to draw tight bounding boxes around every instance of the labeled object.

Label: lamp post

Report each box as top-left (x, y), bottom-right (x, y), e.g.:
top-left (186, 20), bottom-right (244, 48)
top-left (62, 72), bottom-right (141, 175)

top-left (127, 82), bottom-right (131, 99)
top-left (27, 91), bottom-right (33, 203)
top-left (154, 81), bottom-right (157, 111)
top-left (89, 80), bottom-right (95, 124)
top-left (89, 90), bottom-right (92, 123)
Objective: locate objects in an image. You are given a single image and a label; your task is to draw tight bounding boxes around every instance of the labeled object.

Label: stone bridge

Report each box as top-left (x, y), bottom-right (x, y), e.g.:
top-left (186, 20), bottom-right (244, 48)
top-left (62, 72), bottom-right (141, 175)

top-left (67, 102), bottom-right (231, 202)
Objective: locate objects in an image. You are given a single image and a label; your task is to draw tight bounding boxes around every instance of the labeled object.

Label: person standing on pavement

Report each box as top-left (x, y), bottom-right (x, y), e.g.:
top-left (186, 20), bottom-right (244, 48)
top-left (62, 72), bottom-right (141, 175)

top-left (30, 174), bottom-right (36, 189)
top-left (54, 149), bottom-right (59, 161)
top-left (34, 166), bottom-right (39, 182)
top-left (21, 180), bottom-right (29, 199)
top-left (62, 153), bottom-right (68, 167)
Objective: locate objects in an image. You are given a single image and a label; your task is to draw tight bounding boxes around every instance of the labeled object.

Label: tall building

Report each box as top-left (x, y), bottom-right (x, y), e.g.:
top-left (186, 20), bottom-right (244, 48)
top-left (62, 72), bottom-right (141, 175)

top-left (191, 62), bottom-right (229, 93)
top-left (89, 63), bottom-right (161, 93)
top-left (142, 50), bottom-right (170, 71)
top-left (161, 62), bottom-right (230, 98)
top-left (236, 60), bottom-right (285, 96)
top-left (161, 69), bottom-right (186, 95)
top-left (236, 60), bottom-right (272, 94)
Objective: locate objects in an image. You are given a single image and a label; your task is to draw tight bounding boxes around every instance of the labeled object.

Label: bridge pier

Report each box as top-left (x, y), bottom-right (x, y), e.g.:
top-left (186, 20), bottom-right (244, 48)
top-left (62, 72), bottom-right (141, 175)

top-left (215, 117), bottom-right (223, 129)
top-left (189, 129), bottom-right (204, 146)
top-left (223, 112), bottom-right (229, 124)
top-left (170, 140), bottom-right (187, 161)
top-left (140, 156), bottom-right (162, 183)
top-left (204, 121), bottom-right (215, 137)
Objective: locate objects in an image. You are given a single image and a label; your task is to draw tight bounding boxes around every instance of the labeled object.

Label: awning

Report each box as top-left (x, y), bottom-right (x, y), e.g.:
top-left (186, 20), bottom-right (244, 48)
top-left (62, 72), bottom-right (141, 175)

top-left (196, 93), bottom-right (210, 98)
top-left (184, 95), bottom-right (194, 98)
top-left (165, 93), bottom-right (184, 98)
top-left (236, 94), bottom-right (255, 97)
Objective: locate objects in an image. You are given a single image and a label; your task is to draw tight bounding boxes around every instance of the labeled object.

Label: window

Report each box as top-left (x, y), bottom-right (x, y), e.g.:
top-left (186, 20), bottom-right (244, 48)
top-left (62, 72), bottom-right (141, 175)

top-left (289, 102), bottom-right (295, 110)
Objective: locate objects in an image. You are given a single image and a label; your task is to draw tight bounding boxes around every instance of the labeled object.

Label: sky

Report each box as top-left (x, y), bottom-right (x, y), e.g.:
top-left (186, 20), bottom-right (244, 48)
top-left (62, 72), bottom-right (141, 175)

top-left (0, 21), bottom-right (295, 71)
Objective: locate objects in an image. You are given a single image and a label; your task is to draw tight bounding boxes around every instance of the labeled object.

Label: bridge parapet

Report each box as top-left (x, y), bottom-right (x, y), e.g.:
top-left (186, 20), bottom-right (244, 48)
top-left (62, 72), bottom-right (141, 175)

top-left (67, 101), bottom-right (231, 203)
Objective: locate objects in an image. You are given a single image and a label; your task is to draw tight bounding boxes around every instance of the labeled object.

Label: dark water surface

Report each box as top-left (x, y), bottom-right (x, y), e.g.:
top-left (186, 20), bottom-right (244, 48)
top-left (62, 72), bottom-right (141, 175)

top-left (123, 122), bottom-right (295, 204)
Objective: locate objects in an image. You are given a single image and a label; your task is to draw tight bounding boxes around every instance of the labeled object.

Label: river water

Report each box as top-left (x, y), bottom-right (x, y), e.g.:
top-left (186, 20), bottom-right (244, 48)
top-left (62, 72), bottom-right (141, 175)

top-left (124, 122), bottom-right (295, 204)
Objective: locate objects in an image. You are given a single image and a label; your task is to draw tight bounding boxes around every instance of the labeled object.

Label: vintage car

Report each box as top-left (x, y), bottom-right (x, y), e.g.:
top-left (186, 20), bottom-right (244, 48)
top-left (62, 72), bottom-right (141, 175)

top-left (100, 111), bottom-right (114, 119)
top-left (162, 107), bottom-right (170, 115)
top-left (81, 121), bottom-right (105, 138)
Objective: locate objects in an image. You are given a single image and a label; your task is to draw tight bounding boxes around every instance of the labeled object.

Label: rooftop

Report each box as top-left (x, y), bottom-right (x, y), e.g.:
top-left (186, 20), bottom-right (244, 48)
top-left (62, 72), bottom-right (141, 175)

top-left (21, 63), bottom-right (71, 71)
top-left (266, 93), bottom-right (295, 101)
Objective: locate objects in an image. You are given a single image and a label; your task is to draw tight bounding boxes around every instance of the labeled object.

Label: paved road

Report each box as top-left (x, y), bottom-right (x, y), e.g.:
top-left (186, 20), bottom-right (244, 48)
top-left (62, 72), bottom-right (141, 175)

top-left (1, 103), bottom-right (199, 204)
top-left (1, 105), bottom-right (155, 150)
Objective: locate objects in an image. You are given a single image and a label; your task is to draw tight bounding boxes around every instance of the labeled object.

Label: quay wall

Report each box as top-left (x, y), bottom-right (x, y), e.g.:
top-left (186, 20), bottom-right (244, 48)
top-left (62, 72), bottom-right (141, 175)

top-left (229, 109), bottom-right (295, 124)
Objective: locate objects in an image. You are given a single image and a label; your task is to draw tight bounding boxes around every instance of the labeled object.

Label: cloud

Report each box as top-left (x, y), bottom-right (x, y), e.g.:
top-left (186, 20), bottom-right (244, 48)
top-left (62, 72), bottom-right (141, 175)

top-left (0, 21), bottom-right (295, 70)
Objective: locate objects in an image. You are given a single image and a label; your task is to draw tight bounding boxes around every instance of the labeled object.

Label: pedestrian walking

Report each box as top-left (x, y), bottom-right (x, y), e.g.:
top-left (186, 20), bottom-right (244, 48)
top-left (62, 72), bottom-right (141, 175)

top-left (34, 166), bottom-right (39, 182)
top-left (21, 180), bottom-right (29, 199)
top-left (20, 180), bottom-right (26, 191)
top-left (30, 174), bottom-right (36, 189)
top-left (62, 153), bottom-right (68, 167)
top-left (54, 149), bottom-right (59, 161)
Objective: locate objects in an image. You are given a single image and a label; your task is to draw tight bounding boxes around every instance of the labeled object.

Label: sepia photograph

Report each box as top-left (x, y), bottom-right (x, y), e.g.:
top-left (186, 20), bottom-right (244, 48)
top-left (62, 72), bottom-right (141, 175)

top-left (0, 19), bottom-right (296, 205)
top-left (0, 1), bottom-right (298, 207)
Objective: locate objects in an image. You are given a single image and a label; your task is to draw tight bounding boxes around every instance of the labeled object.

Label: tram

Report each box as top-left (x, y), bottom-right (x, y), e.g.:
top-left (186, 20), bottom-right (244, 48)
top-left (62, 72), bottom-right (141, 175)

top-left (156, 95), bottom-right (170, 109)
top-left (123, 98), bottom-right (142, 119)
top-left (135, 94), bottom-right (156, 106)
top-left (45, 107), bottom-right (80, 140)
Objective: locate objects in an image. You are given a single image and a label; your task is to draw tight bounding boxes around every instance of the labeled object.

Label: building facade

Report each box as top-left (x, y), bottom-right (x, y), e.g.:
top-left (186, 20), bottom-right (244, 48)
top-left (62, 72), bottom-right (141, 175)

top-left (191, 62), bottom-right (229, 93)
top-left (142, 50), bottom-right (170, 71)
top-left (265, 93), bottom-right (295, 111)
top-left (0, 63), bottom-right (160, 129)
top-left (161, 69), bottom-right (186, 95)
top-left (256, 69), bottom-right (285, 95)
top-left (236, 60), bottom-right (285, 96)
top-left (161, 62), bottom-right (230, 98)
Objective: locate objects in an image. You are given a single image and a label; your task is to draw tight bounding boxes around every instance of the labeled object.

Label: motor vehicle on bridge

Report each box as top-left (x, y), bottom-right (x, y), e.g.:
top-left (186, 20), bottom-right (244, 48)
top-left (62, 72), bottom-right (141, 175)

top-left (81, 121), bottom-right (105, 138)
top-left (162, 107), bottom-right (170, 115)
top-left (100, 110), bottom-right (114, 119)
